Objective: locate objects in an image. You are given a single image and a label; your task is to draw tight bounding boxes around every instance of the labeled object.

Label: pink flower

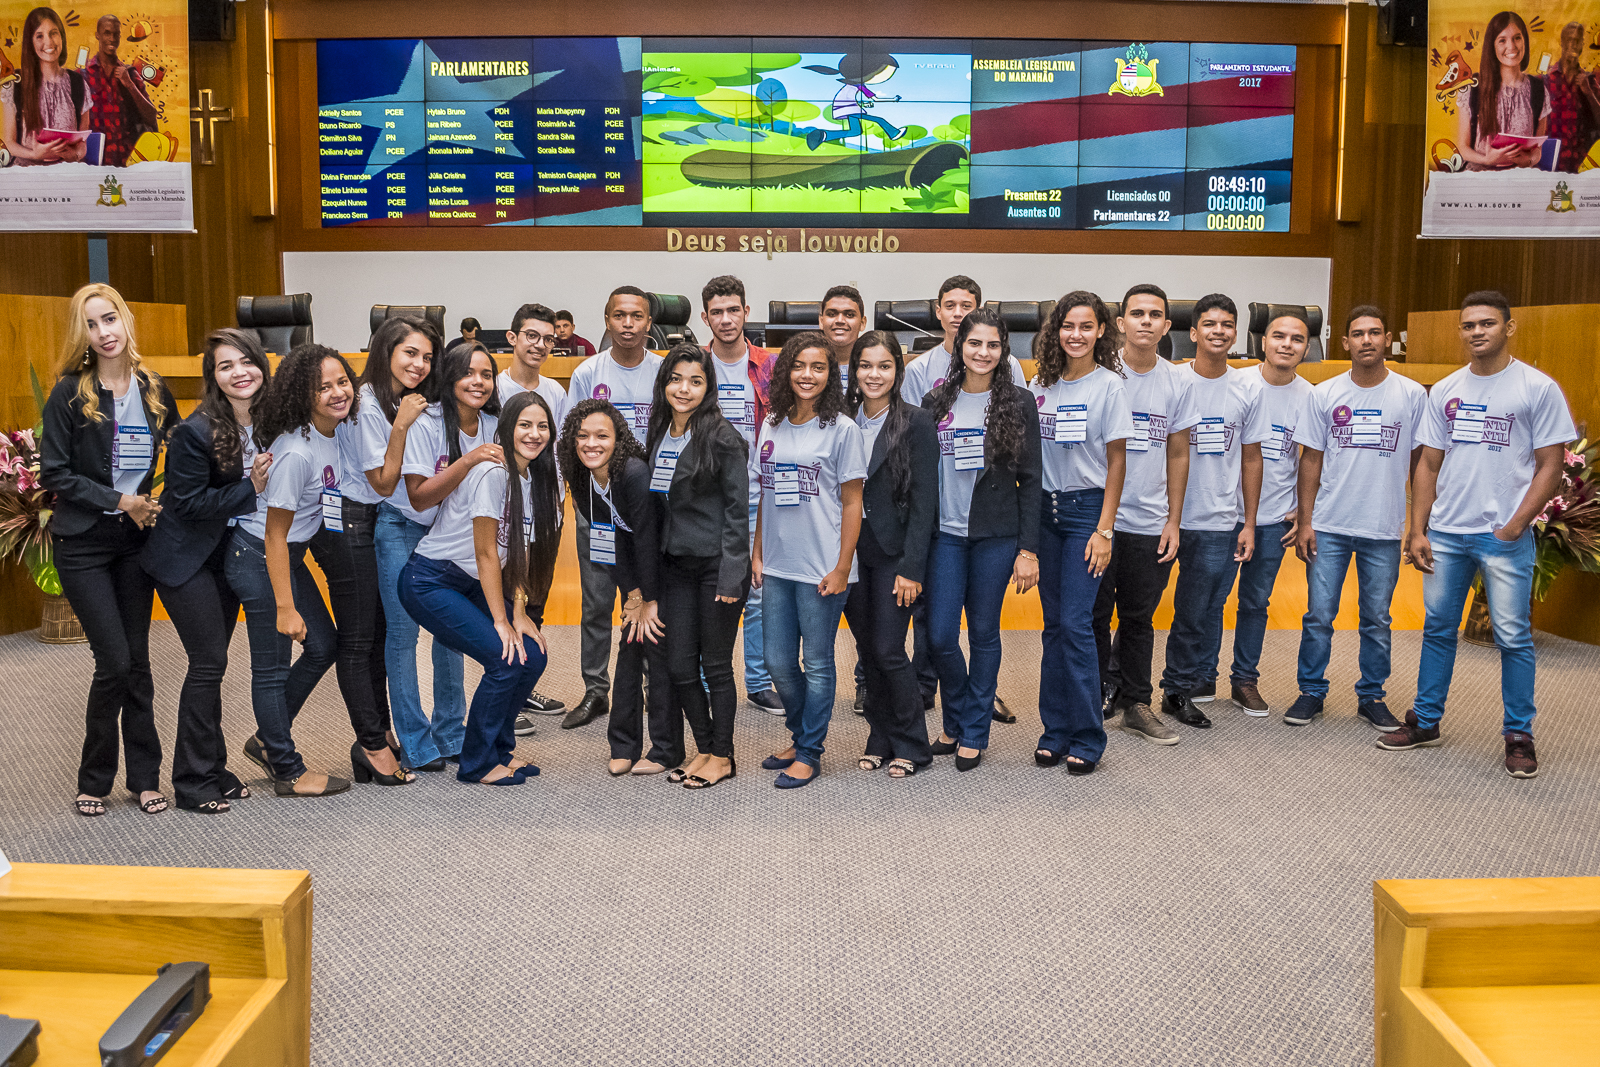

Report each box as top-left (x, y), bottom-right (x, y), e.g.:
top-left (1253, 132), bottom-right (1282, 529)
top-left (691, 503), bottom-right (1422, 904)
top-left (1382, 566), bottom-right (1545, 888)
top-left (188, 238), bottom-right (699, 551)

top-left (15, 469), bottom-right (35, 491)
top-left (17, 430), bottom-right (34, 451)
top-left (1566, 449), bottom-right (1584, 467)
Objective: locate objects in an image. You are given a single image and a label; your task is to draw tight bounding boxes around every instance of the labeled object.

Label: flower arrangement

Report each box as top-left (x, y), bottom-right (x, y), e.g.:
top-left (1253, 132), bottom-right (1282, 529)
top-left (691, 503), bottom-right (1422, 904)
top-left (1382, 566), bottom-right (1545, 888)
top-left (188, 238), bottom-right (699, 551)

top-left (0, 369), bottom-right (58, 595)
top-left (1531, 438), bottom-right (1600, 600)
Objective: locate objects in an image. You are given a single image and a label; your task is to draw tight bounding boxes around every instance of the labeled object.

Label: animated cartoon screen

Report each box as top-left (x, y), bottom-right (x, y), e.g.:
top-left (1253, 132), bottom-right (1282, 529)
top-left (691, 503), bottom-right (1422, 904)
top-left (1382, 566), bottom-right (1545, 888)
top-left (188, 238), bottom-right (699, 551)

top-left (314, 37), bottom-right (1296, 231)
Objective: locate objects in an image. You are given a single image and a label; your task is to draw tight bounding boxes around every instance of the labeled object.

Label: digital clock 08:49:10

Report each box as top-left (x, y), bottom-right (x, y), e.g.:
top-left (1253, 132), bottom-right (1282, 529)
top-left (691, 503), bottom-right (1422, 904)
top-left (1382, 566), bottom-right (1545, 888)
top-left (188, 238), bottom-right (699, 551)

top-left (1208, 175), bottom-right (1269, 194)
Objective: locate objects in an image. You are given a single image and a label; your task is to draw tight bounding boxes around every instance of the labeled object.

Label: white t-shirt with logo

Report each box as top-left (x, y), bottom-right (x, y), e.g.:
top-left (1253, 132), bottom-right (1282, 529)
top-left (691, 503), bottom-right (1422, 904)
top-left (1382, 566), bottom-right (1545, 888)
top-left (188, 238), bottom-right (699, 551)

top-left (904, 345), bottom-right (1026, 406)
top-left (935, 389), bottom-right (993, 537)
top-left (400, 406), bottom-right (500, 515)
top-left (1418, 359), bottom-right (1576, 535)
top-left (757, 414), bottom-right (868, 584)
top-left (495, 370), bottom-right (569, 437)
top-left (1238, 365), bottom-right (1314, 526)
top-left (1114, 357), bottom-right (1200, 536)
top-left (1296, 370), bottom-right (1427, 541)
top-left (566, 349), bottom-right (663, 439)
top-left (1180, 362), bottom-right (1273, 532)
top-left (352, 383), bottom-right (437, 525)
top-left (1030, 366), bottom-right (1136, 494)
top-left (711, 348), bottom-right (764, 506)
top-left (415, 462), bottom-right (533, 578)
top-left (240, 426), bottom-right (342, 544)
top-left (109, 386), bottom-right (152, 500)
top-left (337, 386), bottom-right (382, 506)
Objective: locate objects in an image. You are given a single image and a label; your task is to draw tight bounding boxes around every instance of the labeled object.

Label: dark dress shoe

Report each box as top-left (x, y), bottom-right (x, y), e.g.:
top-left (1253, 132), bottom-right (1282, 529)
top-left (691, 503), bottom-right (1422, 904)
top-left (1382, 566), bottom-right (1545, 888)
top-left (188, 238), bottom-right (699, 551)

top-left (929, 737), bottom-right (959, 756)
top-left (561, 693), bottom-right (608, 730)
top-left (1162, 691), bottom-right (1212, 729)
top-left (415, 758), bottom-right (448, 772)
top-left (992, 697), bottom-right (1016, 724)
top-left (954, 749), bottom-right (983, 772)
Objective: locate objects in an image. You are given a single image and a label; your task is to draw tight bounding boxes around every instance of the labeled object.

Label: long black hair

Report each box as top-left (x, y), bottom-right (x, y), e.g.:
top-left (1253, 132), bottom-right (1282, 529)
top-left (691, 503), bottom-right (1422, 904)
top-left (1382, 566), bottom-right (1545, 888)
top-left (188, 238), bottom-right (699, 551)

top-left (804, 52), bottom-right (899, 86)
top-left (1034, 290), bottom-right (1123, 388)
top-left (766, 330), bottom-right (845, 427)
top-left (845, 331), bottom-right (915, 509)
top-left (197, 327), bottom-right (271, 471)
top-left (437, 342), bottom-right (502, 464)
top-left (926, 307), bottom-right (1028, 468)
top-left (257, 343), bottom-right (359, 444)
top-left (496, 391), bottom-right (562, 608)
top-left (557, 399), bottom-right (649, 498)
top-left (361, 315), bottom-right (441, 422)
top-left (644, 343), bottom-right (745, 484)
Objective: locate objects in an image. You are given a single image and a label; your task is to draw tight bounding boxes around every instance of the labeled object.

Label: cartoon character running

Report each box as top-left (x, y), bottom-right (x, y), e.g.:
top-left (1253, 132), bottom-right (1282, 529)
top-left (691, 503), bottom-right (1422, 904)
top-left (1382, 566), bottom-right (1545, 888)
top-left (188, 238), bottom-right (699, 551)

top-left (803, 52), bottom-right (903, 150)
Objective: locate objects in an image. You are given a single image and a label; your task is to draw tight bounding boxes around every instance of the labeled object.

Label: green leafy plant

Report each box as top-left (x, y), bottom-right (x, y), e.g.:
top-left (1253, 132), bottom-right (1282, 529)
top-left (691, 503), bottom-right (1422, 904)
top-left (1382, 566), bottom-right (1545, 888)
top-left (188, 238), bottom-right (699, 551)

top-left (0, 365), bottom-right (60, 594)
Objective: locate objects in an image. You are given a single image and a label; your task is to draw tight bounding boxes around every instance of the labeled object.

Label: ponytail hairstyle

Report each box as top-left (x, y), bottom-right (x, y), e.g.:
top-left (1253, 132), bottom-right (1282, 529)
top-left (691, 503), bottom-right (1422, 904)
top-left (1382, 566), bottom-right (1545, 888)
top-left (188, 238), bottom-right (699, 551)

top-left (437, 342), bottom-right (502, 464)
top-left (496, 391), bottom-right (562, 609)
top-left (256, 344), bottom-right (360, 444)
top-left (557, 398), bottom-right (648, 497)
top-left (765, 330), bottom-right (844, 426)
top-left (197, 328), bottom-right (272, 471)
top-left (845, 331), bottom-right (915, 509)
top-left (926, 306), bottom-right (1027, 468)
top-left (361, 315), bottom-right (442, 422)
top-left (57, 283), bottom-right (167, 427)
top-left (645, 343), bottom-right (743, 484)
top-left (1034, 290), bottom-right (1122, 388)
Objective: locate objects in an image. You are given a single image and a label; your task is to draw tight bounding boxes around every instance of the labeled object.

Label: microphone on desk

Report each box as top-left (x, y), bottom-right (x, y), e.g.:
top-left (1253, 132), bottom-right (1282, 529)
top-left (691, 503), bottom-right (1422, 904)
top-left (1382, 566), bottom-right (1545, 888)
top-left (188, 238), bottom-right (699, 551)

top-left (1, 1015), bottom-right (41, 1067)
top-left (98, 962), bottom-right (211, 1067)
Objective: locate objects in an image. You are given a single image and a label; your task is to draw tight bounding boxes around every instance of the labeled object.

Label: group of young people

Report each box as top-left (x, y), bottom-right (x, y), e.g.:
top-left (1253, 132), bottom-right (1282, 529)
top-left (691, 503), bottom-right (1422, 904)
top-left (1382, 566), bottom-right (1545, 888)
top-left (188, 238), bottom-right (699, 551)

top-left (38, 272), bottom-right (1574, 815)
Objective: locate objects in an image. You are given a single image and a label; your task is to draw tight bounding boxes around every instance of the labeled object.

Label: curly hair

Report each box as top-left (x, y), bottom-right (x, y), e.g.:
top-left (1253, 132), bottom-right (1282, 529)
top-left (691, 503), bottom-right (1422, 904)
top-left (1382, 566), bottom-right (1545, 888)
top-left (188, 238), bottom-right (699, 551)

top-left (437, 342), bottom-right (502, 464)
top-left (360, 315), bottom-right (441, 422)
top-left (557, 398), bottom-right (648, 497)
top-left (645, 343), bottom-right (744, 484)
top-left (256, 343), bottom-right (359, 444)
top-left (845, 331), bottom-right (915, 509)
top-left (1034, 291), bottom-right (1122, 388)
top-left (926, 307), bottom-right (1028, 468)
top-left (197, 328), bottom-right (272, 472)
top-left (495, 391), bottom-right (563, 608)
top-left (765, 331), bottom-right (845, 427)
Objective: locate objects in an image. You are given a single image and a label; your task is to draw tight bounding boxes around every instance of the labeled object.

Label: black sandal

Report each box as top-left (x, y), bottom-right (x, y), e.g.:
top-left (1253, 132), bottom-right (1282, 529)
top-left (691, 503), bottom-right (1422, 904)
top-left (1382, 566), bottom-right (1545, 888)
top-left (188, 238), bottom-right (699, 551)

top-left (887, 759), bottom-right (916, 778)
top-left (222, 783), bottom-right (250, 800)
top-left (1035, 749), bottom-right (1063, 767)
top-left (684, 756), bottom-right (736, 790)
top-left (858, 754), bottom-right (884, 771)
top-left (667, 767), bottom-right (689, 783)
top-left (178, 799), bottom-right (230, 815)
top-left (74, 797), bottom-right (106, 817)
top-left (138, 793), bottom-right (169, 814)
top-left (1066, 756), bottom-right (1098, 777)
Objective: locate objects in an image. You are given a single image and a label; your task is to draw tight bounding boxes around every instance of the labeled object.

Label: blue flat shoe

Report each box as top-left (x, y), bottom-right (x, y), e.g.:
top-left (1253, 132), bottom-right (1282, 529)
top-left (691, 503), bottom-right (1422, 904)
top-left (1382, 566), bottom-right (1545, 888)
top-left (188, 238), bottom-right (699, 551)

top-left (512, 763), bottom-right (540, 779)
top-left (775, 763), bottom-right (819, 790)
top-left (761, 754), bottom-right (796, 770)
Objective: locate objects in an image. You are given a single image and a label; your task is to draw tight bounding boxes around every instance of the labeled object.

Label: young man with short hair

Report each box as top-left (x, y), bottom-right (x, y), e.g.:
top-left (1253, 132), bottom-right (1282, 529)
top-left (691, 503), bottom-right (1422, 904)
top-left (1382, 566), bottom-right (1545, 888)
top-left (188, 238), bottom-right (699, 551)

top-left (82, 15), bottom-right (157, 167)
top-left (1159, 294), bottom-right (1269, 729)
top-left (901, 275), bottom-right (1027, 402)
top-left (1381, 291), bottom-right (1575, 778)
top-left (562, 287), bottom-right (664, 730)
top-left (1221, 311), bottom-right (1314, 715)
top-left (700, 275), bottom-right (782, 713)
top-left (459, 317), bottom-right (479, 343)
top-left (1094, 284), bottom-right (1198, 744)
top-left (819, 284), bottom-right (866, 372)
top-left (554, 310), bottom-right (597, 358)
top-left (1286, 306), bottom-right (1426, 730)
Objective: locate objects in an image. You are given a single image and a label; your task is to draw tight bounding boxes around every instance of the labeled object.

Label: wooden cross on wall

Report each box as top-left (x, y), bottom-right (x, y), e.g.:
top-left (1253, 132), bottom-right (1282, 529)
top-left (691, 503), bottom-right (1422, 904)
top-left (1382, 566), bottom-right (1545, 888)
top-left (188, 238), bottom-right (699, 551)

top-left (191, 88), bottom-right (233, 165)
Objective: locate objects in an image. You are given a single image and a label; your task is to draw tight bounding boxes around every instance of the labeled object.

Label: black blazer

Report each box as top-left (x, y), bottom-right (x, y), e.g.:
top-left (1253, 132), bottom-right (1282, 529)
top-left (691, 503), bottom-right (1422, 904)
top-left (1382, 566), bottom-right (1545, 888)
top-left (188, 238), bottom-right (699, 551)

top-left (860, 403), bottom-right (939, 583)
top-left (653, 418), bottom-right (750, 598)
top-left (41, 371), bottom-right (179, 537)
top-left (140, 412), bottom-right (259, 587)
top-left (573, 456), bottom-right (660, 602)
top-left (921, 384), bottom-right (1043, 554)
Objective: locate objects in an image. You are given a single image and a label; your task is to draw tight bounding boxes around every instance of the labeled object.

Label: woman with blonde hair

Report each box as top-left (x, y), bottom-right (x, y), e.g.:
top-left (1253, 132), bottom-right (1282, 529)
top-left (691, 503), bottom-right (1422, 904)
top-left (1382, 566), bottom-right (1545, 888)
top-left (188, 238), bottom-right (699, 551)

top-left (40, 283), bottom-right (178, 817)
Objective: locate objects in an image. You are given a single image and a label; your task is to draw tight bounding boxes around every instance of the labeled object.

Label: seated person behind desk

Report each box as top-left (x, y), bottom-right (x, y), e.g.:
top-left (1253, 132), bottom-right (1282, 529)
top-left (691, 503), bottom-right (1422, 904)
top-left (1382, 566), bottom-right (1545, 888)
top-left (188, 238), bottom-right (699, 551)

top-left (555, 309), bottom-right (597, 358)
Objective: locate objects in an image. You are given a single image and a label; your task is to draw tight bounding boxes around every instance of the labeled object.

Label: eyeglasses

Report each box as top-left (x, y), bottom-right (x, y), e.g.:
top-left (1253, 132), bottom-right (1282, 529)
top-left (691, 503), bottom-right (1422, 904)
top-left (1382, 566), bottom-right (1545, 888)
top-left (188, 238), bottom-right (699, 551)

top-left (519, 331), bottom-right (554, 347)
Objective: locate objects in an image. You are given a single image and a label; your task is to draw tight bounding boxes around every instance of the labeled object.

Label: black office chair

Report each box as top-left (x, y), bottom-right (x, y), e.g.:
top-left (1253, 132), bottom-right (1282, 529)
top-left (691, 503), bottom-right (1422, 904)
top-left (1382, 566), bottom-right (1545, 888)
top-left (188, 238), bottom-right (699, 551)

top-left (868, 299), bottom-right (934, 352)
top-left (764, 300), bottom-right (824, 349)
top-left (1165, 299), bottom-right (1198, 361)
top-left (982, 300), bottom-right (1056, 364)
top-left (236, 294), bottom-right (313, 354)
top-left (474, 329), bottom-right (514, 353)
top-left (1247, 303), bottom-right (1325, 362)
top-left (647, 293), bottom-right (697, 348)
top-left (369, 305), bottom-right (445, 351)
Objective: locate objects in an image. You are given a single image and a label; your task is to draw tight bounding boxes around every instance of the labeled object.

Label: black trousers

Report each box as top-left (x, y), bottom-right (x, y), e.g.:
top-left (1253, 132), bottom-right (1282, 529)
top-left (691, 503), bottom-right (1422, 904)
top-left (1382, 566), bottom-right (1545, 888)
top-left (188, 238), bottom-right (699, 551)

top-left (155, 548), bottom-right (246, 806)
top-left (1091, 531), bottom-right (1177, 708)
top-left (854, 571), bottom-right (938, 701)
top-left (610, 627), bottom-right (681, 765)
top-left (310, 503), bottom-right (391, 752)
top-left (842, 530), bottom-right (933, 766)
top-left (54, 512), bottom-right (160, 797)
top-left (661, 553), bottom-right (748, 758)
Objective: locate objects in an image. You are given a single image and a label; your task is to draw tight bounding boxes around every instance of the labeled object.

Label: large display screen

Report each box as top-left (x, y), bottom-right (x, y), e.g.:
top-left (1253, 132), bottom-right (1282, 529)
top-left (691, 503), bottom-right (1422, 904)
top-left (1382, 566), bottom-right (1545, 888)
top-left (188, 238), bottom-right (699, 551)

top-left (315, 37), bottom-right (1295, 231)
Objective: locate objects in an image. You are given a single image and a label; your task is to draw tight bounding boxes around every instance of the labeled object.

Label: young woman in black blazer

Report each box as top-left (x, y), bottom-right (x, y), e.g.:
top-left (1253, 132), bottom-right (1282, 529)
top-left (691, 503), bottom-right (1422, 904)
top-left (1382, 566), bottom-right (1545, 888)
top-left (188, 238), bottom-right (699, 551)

top-left (557, 399), bottom-right (676, 777)
top-left (922, 307), bottom-right (1043, 772)
top-left (843, 331), bottom-right (938, 778)
top-left (41, 284), bottom-right (178, 817)
top-left (643, 344), bottom-right (750, 789)
top-left (140, 329), bottom-right (273, 813)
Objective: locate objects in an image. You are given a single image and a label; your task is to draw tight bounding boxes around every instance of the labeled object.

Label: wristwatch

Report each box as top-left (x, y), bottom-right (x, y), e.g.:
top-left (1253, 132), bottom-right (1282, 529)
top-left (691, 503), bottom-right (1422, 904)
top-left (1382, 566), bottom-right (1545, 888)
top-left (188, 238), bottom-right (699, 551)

top-left (1097, 529), bottom-right (1114, 541)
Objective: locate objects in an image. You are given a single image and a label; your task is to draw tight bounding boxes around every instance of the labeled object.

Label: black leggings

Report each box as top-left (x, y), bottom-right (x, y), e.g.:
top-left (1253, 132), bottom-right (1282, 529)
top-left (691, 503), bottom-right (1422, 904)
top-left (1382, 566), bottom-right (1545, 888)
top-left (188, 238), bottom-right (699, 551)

top-left (156, 552), bottom-right (246, 806)
top-left (660, 554), bottom-right (749, 758)
top-left (308, 513), bottom-right (391, 752)
top-left (842, 529), bottom-right (932, 766)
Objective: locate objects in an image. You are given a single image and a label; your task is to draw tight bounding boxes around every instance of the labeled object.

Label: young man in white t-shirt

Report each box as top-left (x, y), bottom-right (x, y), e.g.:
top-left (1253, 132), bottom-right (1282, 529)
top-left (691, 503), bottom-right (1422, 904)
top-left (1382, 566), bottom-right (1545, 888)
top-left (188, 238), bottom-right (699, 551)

top-left (562, 286), bottom-right (664, 730)
top-left (1223, 311), bottom-right (1314, 716)
top-left (1286, 306), bottom-right (1426, 731)
top-left (1093, 284), bottom-right (1197, 744)
top-left (1159, 294), bottom-right (1269, 729)
top-left (1381, 291), bottom-right (1576, 778)
top-left (700, 274), bottom-right (782, 713)
top-left (901, 275), bottom-right (979, 404)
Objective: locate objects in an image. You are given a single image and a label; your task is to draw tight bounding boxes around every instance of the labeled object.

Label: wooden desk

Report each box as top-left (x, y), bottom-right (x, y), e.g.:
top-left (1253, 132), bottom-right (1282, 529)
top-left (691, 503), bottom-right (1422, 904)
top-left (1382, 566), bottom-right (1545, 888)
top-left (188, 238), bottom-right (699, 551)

top-left (0, 862), bottom-right (311, 1067)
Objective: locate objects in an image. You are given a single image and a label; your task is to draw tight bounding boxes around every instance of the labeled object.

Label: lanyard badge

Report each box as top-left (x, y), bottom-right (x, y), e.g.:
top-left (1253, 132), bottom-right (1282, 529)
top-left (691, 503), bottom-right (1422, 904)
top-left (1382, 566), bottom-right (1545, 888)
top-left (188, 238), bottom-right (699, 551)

top-left (1056, 403), bottom-right (1088, 445)
top-left (773, 462), bottom-right (800, 506)
top-left (1195, 417), bottom-right (1226, 455)
top-left (952, 428), bottom-right (985, 470)
top-left (1128, 412), bottom-right (1151, 453)
top-left (651, 450), bottom-right (678, 493)
top-left (1452, 403), bottom-right (1488, 444)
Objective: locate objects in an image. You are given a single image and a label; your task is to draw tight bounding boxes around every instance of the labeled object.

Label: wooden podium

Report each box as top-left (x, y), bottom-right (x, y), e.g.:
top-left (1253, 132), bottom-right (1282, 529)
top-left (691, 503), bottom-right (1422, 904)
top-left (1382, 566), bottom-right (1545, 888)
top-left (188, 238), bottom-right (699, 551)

top-left (0, 862), bottom-right (311, 1067)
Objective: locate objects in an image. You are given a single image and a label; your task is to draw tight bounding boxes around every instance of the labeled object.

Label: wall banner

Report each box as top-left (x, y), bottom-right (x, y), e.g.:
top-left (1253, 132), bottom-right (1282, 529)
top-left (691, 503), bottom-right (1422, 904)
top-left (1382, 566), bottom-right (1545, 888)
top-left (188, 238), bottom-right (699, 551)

top-left (0, 2), bottom-right (190, 231)
top-left (1423, 0), bottom-right (1600, 237)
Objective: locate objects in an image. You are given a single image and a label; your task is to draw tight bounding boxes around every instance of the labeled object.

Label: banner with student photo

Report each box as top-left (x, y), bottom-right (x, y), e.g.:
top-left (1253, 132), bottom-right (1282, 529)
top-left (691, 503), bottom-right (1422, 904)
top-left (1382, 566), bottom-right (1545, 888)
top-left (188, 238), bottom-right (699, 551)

top-left (1423, 0), bottom-right (1600, 236)
top-left (0, 2), bottom-right (190, 231)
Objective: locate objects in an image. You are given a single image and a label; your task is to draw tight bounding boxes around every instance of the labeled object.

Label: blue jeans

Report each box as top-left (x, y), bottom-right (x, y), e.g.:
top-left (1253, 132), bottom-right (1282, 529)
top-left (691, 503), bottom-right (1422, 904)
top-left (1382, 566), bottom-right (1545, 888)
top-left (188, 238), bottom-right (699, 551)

top-left (1229, 519), bottom-right (1291, 686)
top-left (1414, 529), bottom-right (1537, 735)
top-left (742, 501), bottom-right (769, 691)
top-left (375, 503), bottom-right (466, 766)
top-left (762, 575), bottom-right (848, 767)
top-left (1161, 528), bottom-right (1242, 695)
top-left (1037, 490), bottom-right (1107, 762)
top-left (224, 529), bottom-right (337, 782)
top-left (927, 532), bottom-right (1016, 750)
top-left (398, 554), bottom-right (548, 781)
top-left (1296, 532), bottom-right (1402, 701)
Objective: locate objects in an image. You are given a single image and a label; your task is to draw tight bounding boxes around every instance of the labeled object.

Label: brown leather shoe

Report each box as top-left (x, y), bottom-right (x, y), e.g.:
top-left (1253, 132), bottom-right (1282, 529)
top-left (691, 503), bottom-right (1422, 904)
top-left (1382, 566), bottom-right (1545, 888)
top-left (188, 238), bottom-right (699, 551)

top-left (1504, 732), bottom-right (1539, 778)
top-left (1376, 718), bottom-right (1442, 751)
top-left (1230, 681), bottom-right (1269, 717)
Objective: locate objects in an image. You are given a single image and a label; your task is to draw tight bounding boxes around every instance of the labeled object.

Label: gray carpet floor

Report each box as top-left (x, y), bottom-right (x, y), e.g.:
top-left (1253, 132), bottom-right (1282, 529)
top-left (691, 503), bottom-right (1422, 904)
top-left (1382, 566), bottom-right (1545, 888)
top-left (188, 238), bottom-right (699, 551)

top-left (2, 622), bottom-right (1598, 1066)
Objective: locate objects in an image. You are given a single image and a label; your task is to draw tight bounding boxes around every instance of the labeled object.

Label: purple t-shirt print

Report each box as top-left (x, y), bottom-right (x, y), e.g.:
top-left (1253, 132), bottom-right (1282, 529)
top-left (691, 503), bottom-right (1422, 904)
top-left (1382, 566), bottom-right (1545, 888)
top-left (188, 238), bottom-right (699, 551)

top-left (321, 464), bottom-right (339, 489)
top-left (1332, 404), bottom-right (1352, 426)
top-left (593, 383), bottom-right (611, 401)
